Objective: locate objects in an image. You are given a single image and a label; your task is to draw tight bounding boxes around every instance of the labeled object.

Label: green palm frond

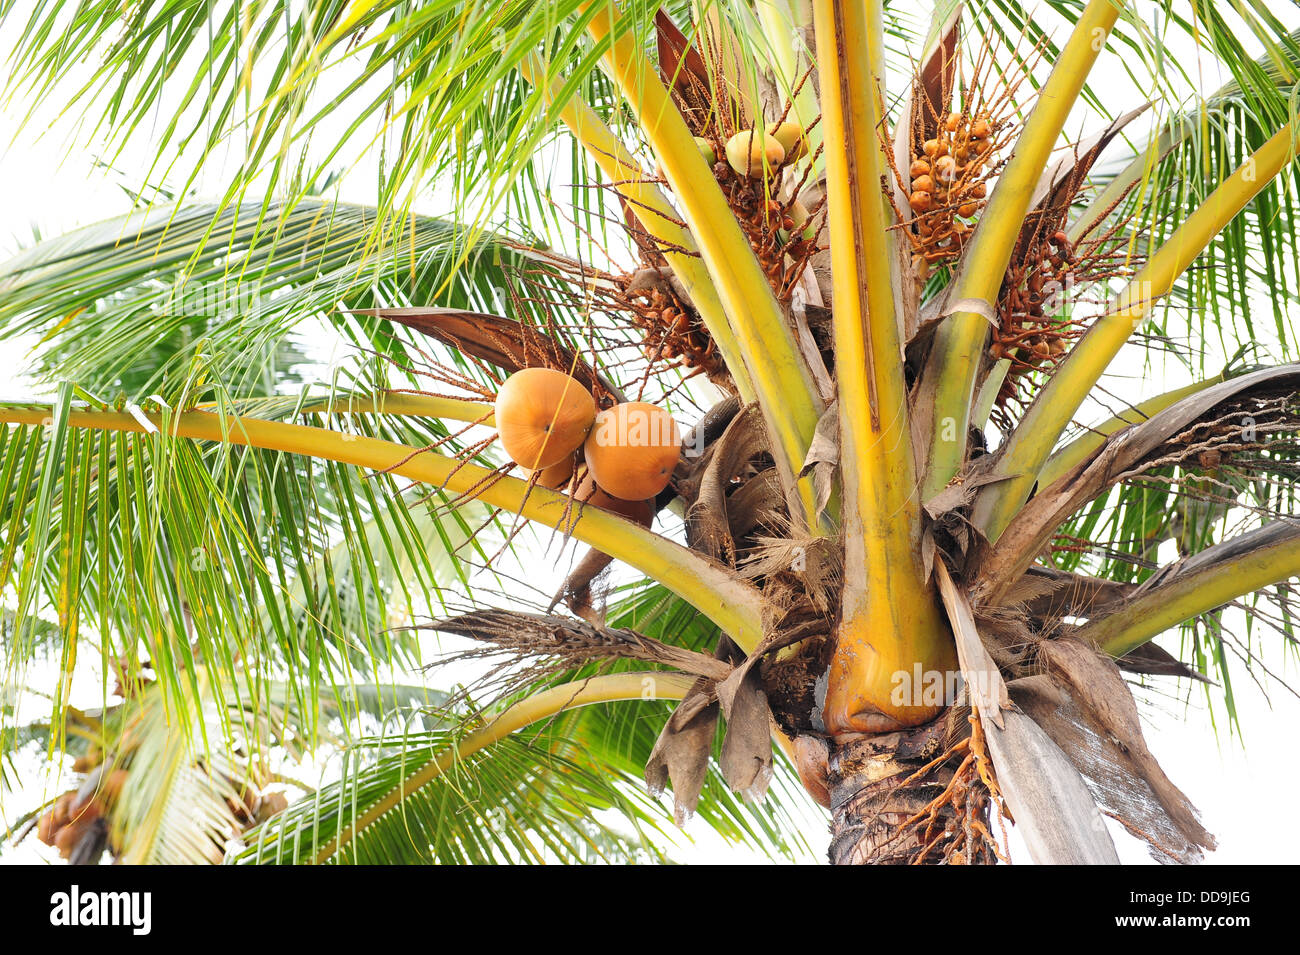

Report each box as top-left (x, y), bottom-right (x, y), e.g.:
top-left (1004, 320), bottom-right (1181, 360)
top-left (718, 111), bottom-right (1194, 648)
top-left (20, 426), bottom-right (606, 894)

top-left (110, 674), bottom-right (261, 865)
top-left (0, 0), bottom-right (627, 243)
top-left (230, 578), bottom-right (820, 865)
top-left (230, 710), bottom-right (677, 865)
top-left (6, 0), bottom-right (1300, 868)
top-left (1060, 24), bottom-right (1300, 373)
top-left (231, 690), bottom-right (817, 865)
top-left (0, 199), bottom-right (561, 400)
top-left (570, 580), bottom-right (820, 857)
top-left (566, 693), bottom-right (820, 860)
top-left (0, 399), bottom-right (487, 763)
top-left (1031, 370), bottom-right (1300, 724)
top-left (7, 0), bottom-right (1294, 250)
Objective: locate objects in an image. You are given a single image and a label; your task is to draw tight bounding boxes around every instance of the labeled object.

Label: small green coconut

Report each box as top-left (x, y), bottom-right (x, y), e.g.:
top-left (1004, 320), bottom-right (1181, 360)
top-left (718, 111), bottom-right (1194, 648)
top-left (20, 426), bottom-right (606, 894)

top-left (694, 136), bottom-right (717, 166)
top-left (778, 200), bottom-right (815, 242)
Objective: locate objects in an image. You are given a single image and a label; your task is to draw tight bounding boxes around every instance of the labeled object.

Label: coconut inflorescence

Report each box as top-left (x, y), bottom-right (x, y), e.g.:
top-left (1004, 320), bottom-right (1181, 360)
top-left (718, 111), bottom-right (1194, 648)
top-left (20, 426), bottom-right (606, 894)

top-left (644, 71), bottom-right (823, 321)
top-left (901, 109), bottom-right (999, 270)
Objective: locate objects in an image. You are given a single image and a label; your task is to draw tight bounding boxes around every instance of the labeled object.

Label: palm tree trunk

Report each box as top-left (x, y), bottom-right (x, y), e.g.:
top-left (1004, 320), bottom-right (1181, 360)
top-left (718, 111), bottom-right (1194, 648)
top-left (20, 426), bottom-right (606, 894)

top-left (827, 714), bottom-right (997, 865)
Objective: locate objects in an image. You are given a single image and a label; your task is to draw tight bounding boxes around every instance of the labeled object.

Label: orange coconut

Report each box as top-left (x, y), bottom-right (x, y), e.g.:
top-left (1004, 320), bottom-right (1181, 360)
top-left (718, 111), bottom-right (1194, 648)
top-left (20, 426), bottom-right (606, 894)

top-left (528, 456), bottom-right (576, 490)
top-left (51, 790), bottom-right (74, 827)
top-left (101, 768), bottom-right (129, 805)
top-left (54, 821), bottom-right (81, 858)
top-left (583, 402), bottom-right (680, 501)
top-left (36, 811), bottom-right (59, 846)
top-left (53, 799), bottom-right (102, 860)
top-left (494, 368), bottom-right (596, 470)
top-left (572, 474), bottom-right (653, 526)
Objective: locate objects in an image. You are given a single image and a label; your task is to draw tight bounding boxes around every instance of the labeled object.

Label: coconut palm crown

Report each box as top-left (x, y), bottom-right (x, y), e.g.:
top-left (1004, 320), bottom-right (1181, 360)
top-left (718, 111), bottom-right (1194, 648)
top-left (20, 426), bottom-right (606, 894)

top-left (2, 0), bottom-right (1300, 865)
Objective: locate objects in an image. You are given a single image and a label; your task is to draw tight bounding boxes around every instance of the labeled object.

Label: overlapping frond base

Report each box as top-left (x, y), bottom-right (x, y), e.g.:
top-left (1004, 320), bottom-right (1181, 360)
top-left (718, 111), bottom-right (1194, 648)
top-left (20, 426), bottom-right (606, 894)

top-left (826, 712), bottom-right (1007, 866)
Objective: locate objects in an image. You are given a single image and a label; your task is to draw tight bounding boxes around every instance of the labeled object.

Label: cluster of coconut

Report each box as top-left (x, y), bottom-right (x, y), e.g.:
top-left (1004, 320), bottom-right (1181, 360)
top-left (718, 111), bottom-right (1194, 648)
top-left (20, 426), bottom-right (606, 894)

top-left (990, 332), bottom-right (1067, 363)
top-left (494, 368), bottom-right (681, 522)
top-left (723, 122), bottom-right (807, 178)
top-left (906, 111), bottom-right (996, 265)
top-left (991, 230), bottom-right (1075, 365)
top-left (35, 768), bottom-right (125, 860)
top-left (627, 281), bottom-right (722, 375)
top-left (636, 120), bottom-right (817, 377)
top-left (720, 122), bottom-right (815, 242)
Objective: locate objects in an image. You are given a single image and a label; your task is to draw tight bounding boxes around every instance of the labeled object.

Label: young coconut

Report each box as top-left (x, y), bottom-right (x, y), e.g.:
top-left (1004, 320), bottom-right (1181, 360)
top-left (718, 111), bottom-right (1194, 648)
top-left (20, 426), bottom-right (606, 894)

top-left (694, 136), bottom-right (717, 165)
top-left (766, 121), bottom-right (809, 163)
top-left (36, 810), bottom-right (60, 846)
top-left (583, 402), bottom-right (681, 501)
top-left (572, 473), bottom-right (653, 526)
top-left (527, 455), bottom-right (576, 490)
top-left (494, 368), bottom-right (596, 470)
top-left (778, 199), bottom-right (815, 242)
top-left (101, 768), bottom-right (129, 805)
top-left (725, 129), bottom-right (785, 178)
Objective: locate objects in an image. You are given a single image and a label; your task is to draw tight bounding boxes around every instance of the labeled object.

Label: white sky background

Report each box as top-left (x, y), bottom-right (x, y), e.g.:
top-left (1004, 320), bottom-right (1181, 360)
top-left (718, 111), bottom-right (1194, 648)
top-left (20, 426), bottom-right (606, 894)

top-left (1, 0), bottom-right (1300, 865)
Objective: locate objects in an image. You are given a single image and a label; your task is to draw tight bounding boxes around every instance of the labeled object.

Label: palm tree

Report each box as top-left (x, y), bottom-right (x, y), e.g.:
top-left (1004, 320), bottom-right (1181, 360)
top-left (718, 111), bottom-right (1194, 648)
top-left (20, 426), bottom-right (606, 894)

top-left (2, 0), bottom-right (1299, 865)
